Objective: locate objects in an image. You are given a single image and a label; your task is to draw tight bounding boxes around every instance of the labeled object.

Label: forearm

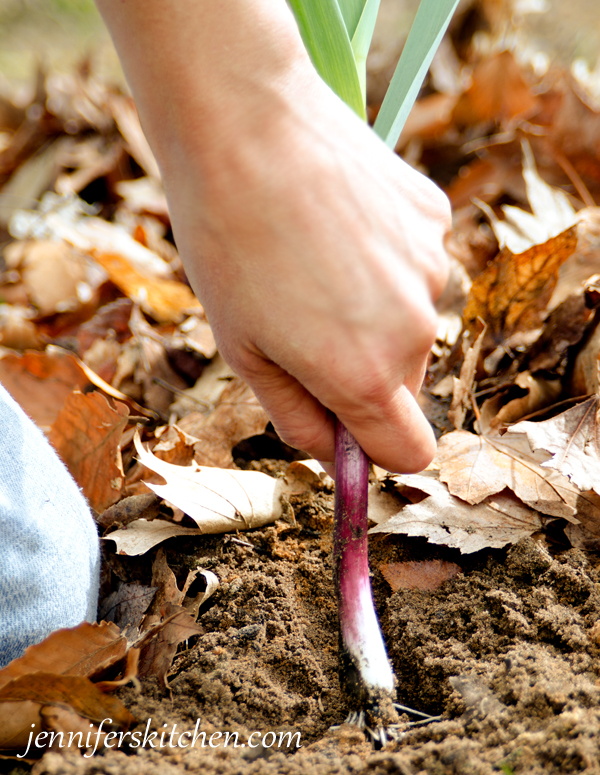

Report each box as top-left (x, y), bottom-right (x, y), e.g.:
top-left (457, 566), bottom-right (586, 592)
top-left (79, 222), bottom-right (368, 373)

top-left (95, 0), bottom-right (312, 172)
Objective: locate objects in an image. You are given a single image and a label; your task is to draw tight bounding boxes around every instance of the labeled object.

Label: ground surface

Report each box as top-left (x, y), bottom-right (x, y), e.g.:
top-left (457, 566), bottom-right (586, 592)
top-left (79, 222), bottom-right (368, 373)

top-left (12, 500), bottom-right (600, 775)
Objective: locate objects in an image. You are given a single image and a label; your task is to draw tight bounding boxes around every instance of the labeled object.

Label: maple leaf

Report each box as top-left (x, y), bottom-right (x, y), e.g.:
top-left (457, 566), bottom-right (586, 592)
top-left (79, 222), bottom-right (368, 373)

top-left (509, 396), bottom-right (600, 495)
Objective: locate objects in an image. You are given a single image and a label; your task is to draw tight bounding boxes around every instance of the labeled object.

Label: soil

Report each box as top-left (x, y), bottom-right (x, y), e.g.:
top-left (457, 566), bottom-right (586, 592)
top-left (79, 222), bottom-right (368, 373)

top-left (5, 470), bottom-right (600, 775)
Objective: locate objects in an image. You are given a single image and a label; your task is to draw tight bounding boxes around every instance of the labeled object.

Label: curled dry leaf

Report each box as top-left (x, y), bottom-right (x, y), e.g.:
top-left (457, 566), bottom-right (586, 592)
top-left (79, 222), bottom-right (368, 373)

top-left (463, 226), bottom-right (579, 356)
top-left (509, 396), bottom-right (600, 495)
top-left (448, 327), bottom-right (485, 430)
top-left (132, 432), bottom-right (291, 533)
top-left (49, 391), bottom-right (129, 512)
top-left (380, 560), bottom-right (462, 592)
top-left (136, 604), bottom-right (204, 688)
top-left (370, 472), bottom-right (544, 553)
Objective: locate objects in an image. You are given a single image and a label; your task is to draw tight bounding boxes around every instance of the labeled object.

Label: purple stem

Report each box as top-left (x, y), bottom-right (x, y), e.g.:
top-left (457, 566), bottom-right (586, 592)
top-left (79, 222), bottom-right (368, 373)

top-left (334, 419), bottom-right (395, 706)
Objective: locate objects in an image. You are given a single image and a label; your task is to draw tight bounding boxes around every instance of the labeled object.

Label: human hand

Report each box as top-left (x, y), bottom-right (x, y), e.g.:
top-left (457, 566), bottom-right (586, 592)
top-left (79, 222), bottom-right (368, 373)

top-left (161, 77), bottom-right (450, 473)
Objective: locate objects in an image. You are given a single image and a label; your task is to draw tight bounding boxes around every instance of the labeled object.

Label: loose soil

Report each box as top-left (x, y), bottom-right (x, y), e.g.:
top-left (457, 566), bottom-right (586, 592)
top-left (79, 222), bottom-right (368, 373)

top-left (7, 472), bottom-right (600, 775)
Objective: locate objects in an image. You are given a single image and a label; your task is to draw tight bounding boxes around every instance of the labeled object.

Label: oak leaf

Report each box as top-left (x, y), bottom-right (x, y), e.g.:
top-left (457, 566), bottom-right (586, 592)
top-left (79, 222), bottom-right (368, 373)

top-left (509, 396), bottom-right (600, 495)
top-left (436, 430), bottom-right (577, 519)
top-left (369, 473), bottom-right (544, 553)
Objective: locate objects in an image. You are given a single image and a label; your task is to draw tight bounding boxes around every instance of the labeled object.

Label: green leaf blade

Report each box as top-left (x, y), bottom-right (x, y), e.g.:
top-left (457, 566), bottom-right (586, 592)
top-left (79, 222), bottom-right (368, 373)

top-left (373, 0), bottom-right (460, 147)
top-left (289, 0), bottom-right (366, 118)
top-left (351, 0), bottom-right (381, 103)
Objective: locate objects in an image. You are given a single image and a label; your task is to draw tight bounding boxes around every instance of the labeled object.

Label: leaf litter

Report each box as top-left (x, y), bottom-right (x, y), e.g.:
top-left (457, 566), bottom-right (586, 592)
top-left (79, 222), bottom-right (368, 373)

top-left (6, 3), bottom-right (600, 772)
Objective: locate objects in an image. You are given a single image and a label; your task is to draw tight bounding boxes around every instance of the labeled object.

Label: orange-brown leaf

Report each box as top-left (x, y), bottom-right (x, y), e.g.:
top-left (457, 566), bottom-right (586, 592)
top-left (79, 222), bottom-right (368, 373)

top-left (463, 226), bottom-right (578, 354)
top-left (49, 391), bottom-right (129, 512)
top-left (380, 560), bottom-right (462, 592)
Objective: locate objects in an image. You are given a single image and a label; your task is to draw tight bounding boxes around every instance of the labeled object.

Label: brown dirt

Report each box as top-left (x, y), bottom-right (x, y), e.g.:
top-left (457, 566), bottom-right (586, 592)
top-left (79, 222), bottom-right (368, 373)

top-left (6, 473), bottom-right (600, 775)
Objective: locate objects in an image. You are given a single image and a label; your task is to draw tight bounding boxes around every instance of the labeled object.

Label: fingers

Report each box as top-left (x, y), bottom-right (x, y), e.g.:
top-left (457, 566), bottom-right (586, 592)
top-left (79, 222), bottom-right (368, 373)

top-left (236, 354), bottom-right (436, 474)
top-left (338, 386), bottom-right (437, 474)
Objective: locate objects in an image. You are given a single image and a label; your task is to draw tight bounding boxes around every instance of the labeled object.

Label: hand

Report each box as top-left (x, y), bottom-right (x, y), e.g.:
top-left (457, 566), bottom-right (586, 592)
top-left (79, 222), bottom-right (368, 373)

top-left (161, 76), bottom-right (450, 473)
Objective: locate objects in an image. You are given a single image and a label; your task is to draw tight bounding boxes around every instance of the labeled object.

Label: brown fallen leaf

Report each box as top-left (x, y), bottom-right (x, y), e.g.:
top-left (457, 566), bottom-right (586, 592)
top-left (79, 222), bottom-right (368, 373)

top-left (508, 396), bottom-right (600, 495)
top-left (98, 583), bottom-right (158, 632)
top-left (478, 371), bottom-right (562, 433)
top-left (436, 430), bottom-right (578, 519)
top-left (19, 239), bottom-right (88, 315)
top-left (96, 492), bottom-right (161, 531)
top-left (448, 327), bottom-right (485, 430)
top-left (380, 560), bottom-right (462, 592)
top-left (49, 391), bottom-right (129, 512)
top-left (369, 472), bottom-right (544, 553)
top-left (0, 673), bottom-right (134, 751)
top-left (92, 252), bottom-right (200, 324)
top-left (137, 604), bottom-right (204, 688)
top-left (0, 349), bottom-right (93, 430)
top-left (180, 377), bottom-right (270, 469)
top-left (0, 623), bottom-right (126, 690)
top-left (452, 51), bottom-right (538, 129)
top-left (463, 226), bottom-right (579, 355)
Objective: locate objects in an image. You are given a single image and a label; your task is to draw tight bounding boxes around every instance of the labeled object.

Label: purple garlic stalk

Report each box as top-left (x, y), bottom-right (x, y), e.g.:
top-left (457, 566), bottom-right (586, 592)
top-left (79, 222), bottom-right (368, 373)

top-left (334, 419), bottom-right (396, 716)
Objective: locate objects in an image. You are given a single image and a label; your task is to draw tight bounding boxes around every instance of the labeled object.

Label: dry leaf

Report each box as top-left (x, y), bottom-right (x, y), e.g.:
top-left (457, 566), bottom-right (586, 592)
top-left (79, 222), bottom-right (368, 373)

top-left (49, 391), bottom-right (129, 512)
top-left (463, 226), bottom-right (579, 355)
top-left (104, 519), bottom-right (203, 557)
top-left (0, 673), bottom-right (134, 751)
top-left (448, 328), bottom-right (485, 430)
top-left (380, 560), bottom-right (462, 592)
top-left (20, 240), bottom-right (89, 315)
top-left (370, 472), bottom-right (544, 553)
top-left (92, 252), bottom-right (200, 324)
top-left (0, 623), bottom-right (126, 690)
top-left (98, 583), bottom-right (158, 631)
top-left (452, 51), bottom-right (537, 129)
top-left (134, 432), bottom-right (292, 532)
top-left (436, 430), bottom-right (577, 519)
top-left (0, 349), bottom-right (93, 430)
top-left (182, 377), bottom-right (270, 469)
top-left (137, 605), bottom-right (204, 688)
top-left (96, 493), bottom-right (161, 531)
top-left (509, 396), bottom-right (600, 495)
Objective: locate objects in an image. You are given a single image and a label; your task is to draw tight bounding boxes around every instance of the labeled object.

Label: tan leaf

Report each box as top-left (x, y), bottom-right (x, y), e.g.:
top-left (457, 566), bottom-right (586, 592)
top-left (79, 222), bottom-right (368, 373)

top-left (508, 396), bottom-right (600, 495)
top-left (463, 226), bottom-right (579, 355)
top-left (20, 240), bottom-right (88, 315)
top-left (180, 377), bottom-right (270, 469)
top-left (369, 473), bottom-right (544, 553)
top-left (49, 391), bottom-right (129, 512)
top-left (104, 519), bottom-right (202, 557)
top-left (479, 371), bottom-right (562, 433)
top-left (448, 327), bottom-right (485, 430)
top-left (380, 560), bottom-right (462, 592)
top-left (132, 432), bottom-right (290, 534)
top-left (436, 430), bottom-right (577, 519)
